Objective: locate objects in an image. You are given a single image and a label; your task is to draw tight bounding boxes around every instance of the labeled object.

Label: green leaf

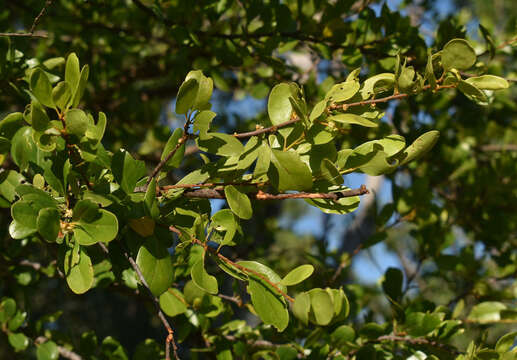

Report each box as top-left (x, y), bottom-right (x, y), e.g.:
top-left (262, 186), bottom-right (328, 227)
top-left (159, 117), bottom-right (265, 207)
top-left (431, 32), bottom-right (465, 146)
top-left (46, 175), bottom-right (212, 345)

top-left (8, 332), bottom-right (29, 352)
top-left (196, 132), bottom-right (244, 156)
top-left (191, 258), bottom-right (218, 294)
top-left (328, 113), bottom-right (377, 127)
top-left (65, 53), bottom-right (80, 92)
top-left (37, 207), bottom-right (61, 242)
top-left (292, 292), bottom-right (310, 325)
top-left (176, 78), bottom-right (199, 114)
top-left (65, 247), bottom-right (94, 294)
top-left (74, 209), bottom-right (119, 245)
top-left (30, 68), bottom-right (54, 108)
top-left (112, 149), bottom-right (147, 194)
top-left (318, 158), bottom-right (343, 186)
top-left (247, 278), bottom-right (289, 331)
top-left (185, 70), bottom-right (213, 109)
top-left (210, 209), bottom-right (237, 246)
top-left (405, 312), bottom-right (442, 336)
top-left (11, 127), bottom-right (39, 171)
top-left (361, 73), bottom-right (395, 98)
top-left (269, 149), bottom-right (312, 192)
top-left (237, 260), bottom-right (287, 292)
top-left (85, 112), bottom-right (107, 145)
top-left (37, 340), bottom-right (59, 360)
top-left (495, 331), bottom-right (517, 354)
top-left (310, 99), bottom-right (328, 122)
top-left (308, 288), bottom-right (334, 325)
top-left (280, 265), bottom-right (314, 286)
top-left (468, 301), bottom-right (506, 323)
top-left (331, 325), bottom-right (356, 347)
top-left (268, 83), bottom-right (293, 126)
top-left (31, 102), bottom-right (50, 132)
top-left (136, 236), bottom-right (174, 296)
top-left (0, 171), bottom-right (24, 202)
top-left (0, 298), bottom-right (16, 322)
top-left (52, 81), bottom-right (72, 110)
top-left (441, 38), bottom-right (476, 71)
top-left (425, 50), bottom-right (437, 89)
top-left (465, 75), bottom-right (509, 90)
top-left (305, 186), bottom-right (360, 214)
top-left (161, 128), bottom-right (185, 169)
top-left (224, 185), bottom-right (252, 220)
top-left (159, 288), bottom-right (188, 317)
top-left (382, 267), bottom-right (403, 301)
top-left (397, 130), bottom-right (440, 166)
top-left (65, 109), bottom-right (88, 137)
top-left (10, 200), bottom-right (39, 239)
top-left (193, 110), bottom-right (216, 135)
top-left (325, 81), bottom-right (360, 102)
top-left (458, 80), bottom-right (488, 104)
top-left (71, 65), bottom-right (89, 107)
top-left (7, 311), bottom-right (26, 331)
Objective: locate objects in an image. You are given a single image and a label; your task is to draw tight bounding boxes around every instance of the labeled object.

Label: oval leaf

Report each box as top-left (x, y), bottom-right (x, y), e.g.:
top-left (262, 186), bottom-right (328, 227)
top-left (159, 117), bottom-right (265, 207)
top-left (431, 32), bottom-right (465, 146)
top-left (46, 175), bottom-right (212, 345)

top-left (74, 209), bottom-right (119, 245)
top-left (442, 39), bottom-right (476, 70)
top-left (268, 83), bottom-right (293, 126)
top-left (136, 236), bottom-right (174, 296)
top-left (30, 68), bottom-right (54, 108)
top-left (191, 258), bottom-right (218, 295)
top-left (65, 247), bottom-right (94, 294)
top-left (280, 264), bottom-right (314, 286)
top-left (224, 185), bottom-right (252, 220)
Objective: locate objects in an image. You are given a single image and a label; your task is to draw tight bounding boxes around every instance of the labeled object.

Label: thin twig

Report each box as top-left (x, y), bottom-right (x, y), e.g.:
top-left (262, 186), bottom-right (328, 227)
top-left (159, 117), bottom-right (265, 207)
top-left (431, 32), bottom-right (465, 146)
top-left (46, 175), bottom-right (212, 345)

top-left (232, 84), bottom-right (457, 139)
top-left (97, 243), bottom-right (180, 360)
top-left (180, 186), bottom-right (369, 201)
top-left (146, 117), bottom-right (191, 188)
top-left (0, 0), bottom-right (52, 38)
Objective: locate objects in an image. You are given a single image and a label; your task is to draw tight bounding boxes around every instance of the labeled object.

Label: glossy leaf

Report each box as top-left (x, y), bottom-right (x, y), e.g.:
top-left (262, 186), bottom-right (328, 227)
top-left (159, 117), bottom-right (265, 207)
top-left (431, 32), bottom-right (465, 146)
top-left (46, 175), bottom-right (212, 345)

top-left (292, 292), bottom-right (310, 325)
top-left (65, 109), bottom-right (88, 137)
top-left (64, 247), bottom-right (94, 294)
top-left (8, 332), bottom-right (29, 352)
top-left (52, 81), bottom-right (72, 110)
top-left (397, 130), bottom-right (440, 166)
top-left (325, 81), bottom-right (359, 102)
top-left (191, 258), bottom-right (218, 295)
top-left (136, 236), bottom-right (174, 296)
top-left (308, 288), bottom-right (334, 326)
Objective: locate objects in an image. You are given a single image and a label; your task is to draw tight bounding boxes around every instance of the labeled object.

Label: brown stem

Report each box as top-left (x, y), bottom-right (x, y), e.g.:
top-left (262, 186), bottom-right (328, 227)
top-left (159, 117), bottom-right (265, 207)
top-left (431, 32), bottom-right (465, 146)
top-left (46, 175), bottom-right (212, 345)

top-left (191, 238), bottom-right (294, 303)
top-left (97, 243), bottom-right (180, 360)
top-left (232, 84), bottom-right (457, 139)
top-left (146, 117), bottom-right (191, 188)
top-left (180, 185), bottom-right (368, 201)
top-left (0, 0), bottom-right (53, 38)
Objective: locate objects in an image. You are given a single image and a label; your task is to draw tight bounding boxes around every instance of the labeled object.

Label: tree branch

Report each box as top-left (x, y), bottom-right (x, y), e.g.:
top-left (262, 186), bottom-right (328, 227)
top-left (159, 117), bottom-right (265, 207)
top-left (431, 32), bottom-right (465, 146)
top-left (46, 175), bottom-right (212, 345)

top-left (0, 0), bottom-right (53, 38)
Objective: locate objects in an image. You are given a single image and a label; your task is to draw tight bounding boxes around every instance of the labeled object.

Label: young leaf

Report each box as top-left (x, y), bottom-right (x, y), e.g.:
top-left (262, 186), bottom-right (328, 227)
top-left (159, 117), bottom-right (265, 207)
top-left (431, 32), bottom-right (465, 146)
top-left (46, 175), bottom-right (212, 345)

top-left (280, 264), bottom-right (314, 286)
top-left (136, 236), bottom-right (174, 296)
top-left (64, 247), bottom-right (94, 294)
top-left (161, 128), bottom-right (185, 169)
top-left (191, 258), bottom-right (218, 295)
top-left (224, 185), bottom-right (252, 220)
top-left (8, 332), bottom-right (29, 352)
top-left (30, 68), bottom-right (54, 108)
top-left (52, 81), bottom-right (72, 110)
top-left (176, 78), bottom-right (199, 114)
top-left (185, 70), bottom-right (213, 109)
top-left (397, 130), bottom-right (440, 166)
top-left (308, 288), bottom-right (334, 325)
top-left (65, 53), bottom-right (80, 92)
top-left (441, 39), bottom-right (476, 71)
top-left (292, 292), bottom-right (310, 325)
top-left (71, 65), bottom-right (89, 107)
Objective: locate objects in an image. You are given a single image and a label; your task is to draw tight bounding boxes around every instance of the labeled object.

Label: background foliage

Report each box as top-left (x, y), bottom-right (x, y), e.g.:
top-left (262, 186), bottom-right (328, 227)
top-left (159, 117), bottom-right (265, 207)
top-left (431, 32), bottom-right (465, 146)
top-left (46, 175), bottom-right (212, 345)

top-left (1, 0), bottom-right (517, 359)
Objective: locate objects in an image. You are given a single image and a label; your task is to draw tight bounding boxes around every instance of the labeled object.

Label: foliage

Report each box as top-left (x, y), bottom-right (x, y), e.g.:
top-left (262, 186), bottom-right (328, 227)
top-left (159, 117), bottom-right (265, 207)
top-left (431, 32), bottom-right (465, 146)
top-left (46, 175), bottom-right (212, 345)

top-left (0, 1), bottom-right (517, 360)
